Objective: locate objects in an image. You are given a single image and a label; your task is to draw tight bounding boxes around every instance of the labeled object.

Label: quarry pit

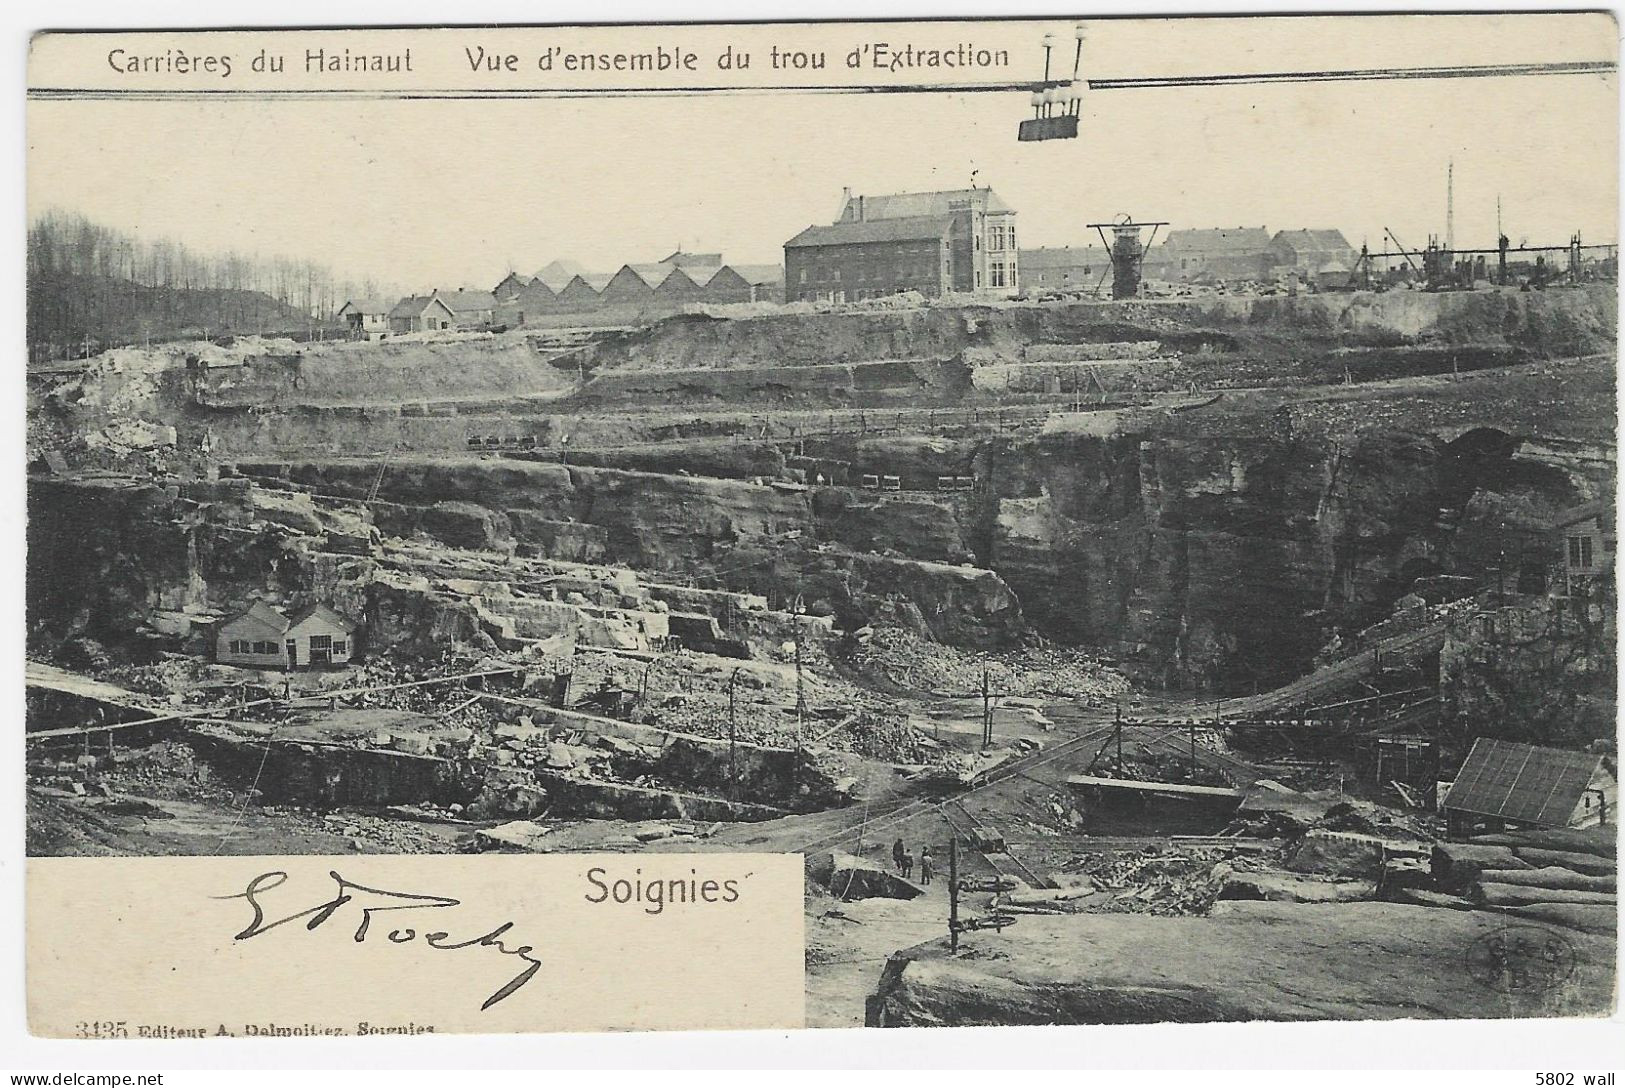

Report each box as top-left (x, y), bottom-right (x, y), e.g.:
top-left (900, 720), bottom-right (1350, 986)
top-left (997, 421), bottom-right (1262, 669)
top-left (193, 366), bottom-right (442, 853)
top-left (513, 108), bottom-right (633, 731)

top-left (26, 287), bottom-right (1619, 1026)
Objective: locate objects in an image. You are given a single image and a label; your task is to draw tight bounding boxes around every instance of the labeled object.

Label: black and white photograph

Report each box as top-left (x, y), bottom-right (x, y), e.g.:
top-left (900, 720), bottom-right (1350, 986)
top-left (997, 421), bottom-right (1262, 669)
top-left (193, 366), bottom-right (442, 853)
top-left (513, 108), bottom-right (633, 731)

top-left (16, 11), bottom-right (1621, 1047)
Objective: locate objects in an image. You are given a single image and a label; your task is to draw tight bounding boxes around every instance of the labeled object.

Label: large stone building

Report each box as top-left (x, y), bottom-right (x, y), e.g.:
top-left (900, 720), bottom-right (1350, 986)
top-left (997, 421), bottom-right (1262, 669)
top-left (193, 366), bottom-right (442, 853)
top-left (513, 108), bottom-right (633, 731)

top-left (1018, 245), bottom-right (1110, 295)
top-left (784, 187), bottom-right (1019, 302)
top-left (1271, 229), bottom-right (1359, 288)
top-left (1156, 227), bottom-right (1275, 282)
top-left (1270, 229), bottom-right (1357, 274)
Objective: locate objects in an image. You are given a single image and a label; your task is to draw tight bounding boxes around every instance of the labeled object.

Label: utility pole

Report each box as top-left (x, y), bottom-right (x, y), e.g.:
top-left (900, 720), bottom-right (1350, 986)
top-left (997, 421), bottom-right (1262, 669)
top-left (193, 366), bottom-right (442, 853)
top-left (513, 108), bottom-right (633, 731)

top-left (1446, 159), bottom-right (1455, 257)
top-left (1189, 715), bottom-right (1198, 781)
top-left (980, 658), bottom-right (994, 749)
top-left (1115, 701), bottom-right (1123, 770)
top-left (948, 838), bottom-right (960, 952)
top-left (792, 594), bottom-right (806, 788)
top-left (727, 668), bottom-right (740, 800)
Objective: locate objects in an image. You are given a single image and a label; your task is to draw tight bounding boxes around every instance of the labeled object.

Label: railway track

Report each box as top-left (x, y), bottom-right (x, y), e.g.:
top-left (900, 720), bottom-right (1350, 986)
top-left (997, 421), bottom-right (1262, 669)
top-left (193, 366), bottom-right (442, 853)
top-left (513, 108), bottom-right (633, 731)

top-left (794, 721), bottom-right (1121, 857)
top-left (940, 800), bottom-right (1054, 889)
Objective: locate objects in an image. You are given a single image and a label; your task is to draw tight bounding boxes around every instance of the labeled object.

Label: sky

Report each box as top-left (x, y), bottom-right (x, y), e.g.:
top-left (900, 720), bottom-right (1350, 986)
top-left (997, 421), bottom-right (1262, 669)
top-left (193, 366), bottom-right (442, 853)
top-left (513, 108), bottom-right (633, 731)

top-left (26, 12), bottom-right (1619, 293)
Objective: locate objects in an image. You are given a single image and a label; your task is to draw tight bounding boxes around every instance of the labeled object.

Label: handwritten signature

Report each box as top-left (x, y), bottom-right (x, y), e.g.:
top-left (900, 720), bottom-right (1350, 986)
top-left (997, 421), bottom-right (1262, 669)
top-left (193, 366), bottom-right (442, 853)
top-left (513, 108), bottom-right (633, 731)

top-left (215, 870), bottom-right (541, 1011)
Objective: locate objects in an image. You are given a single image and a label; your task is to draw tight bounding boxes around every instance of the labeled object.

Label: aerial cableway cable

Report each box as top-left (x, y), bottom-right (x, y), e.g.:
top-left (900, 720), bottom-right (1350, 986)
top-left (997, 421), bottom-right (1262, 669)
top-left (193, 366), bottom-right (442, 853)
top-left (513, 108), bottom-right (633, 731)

top-left (1074, 58), bottom-right (1615, 91)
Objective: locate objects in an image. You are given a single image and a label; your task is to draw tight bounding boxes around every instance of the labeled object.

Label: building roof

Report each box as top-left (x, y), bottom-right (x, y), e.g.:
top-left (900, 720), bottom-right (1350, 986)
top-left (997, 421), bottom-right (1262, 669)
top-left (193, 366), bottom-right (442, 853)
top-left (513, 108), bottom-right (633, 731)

top-left (658, 250), bottom-right (723, 268)
top-left (338, 298), bottom-right (391, 317)
top-left (655, 267), bottom-right (706, 291)
top-left (617, 263), bottom-right (678, 289)
top-left (1018, 246), bottom-right (1108, 269)
top-left (388, 295), bottom-right (426, 320)
top-left (681, 266), bottom-right (724, 287)
top-left (533, 259), bottom-right (586, 290)
top-left (435, 289), bottom-right (499, 313)
top-left (387, 295), bottom-right (453, 321)
top-left (1444, 738), bottom-right (1608, 827)
top-left (1274, 228), bottom-right (1354, 251)
top-left (1164, 227), bottom-right (1273, 253)
top-left (285, 601), bottom-right (356, 633)
top-left (220, 599), bottom-right (292, 637)
top-left (786, 216), bottom-right (955, 249)
top-left (839, 187), bottom-right (1013, 222)
top-left (513, 279), bottom-right (558, 303)
top-left (558, 273), bottom-right (612, 296)
top-left (726, 263), bottom-right (785, 285)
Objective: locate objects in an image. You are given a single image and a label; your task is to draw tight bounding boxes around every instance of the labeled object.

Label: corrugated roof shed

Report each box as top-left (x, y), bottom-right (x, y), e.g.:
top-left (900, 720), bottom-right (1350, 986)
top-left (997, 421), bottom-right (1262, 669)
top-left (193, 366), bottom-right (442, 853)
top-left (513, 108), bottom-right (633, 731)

top-left (841, 188), bottom-right (1013, 221)
top-left (786, 216), bottom-right (954, 248)
top-left (1444, 738), bottom-right (1607, 828)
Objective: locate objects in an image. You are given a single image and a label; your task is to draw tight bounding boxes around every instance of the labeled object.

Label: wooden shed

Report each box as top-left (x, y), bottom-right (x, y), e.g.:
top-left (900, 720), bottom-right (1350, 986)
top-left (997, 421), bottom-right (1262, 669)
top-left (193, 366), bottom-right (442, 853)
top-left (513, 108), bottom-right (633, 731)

top-left (1444, 738), bottom-right (1615, 835)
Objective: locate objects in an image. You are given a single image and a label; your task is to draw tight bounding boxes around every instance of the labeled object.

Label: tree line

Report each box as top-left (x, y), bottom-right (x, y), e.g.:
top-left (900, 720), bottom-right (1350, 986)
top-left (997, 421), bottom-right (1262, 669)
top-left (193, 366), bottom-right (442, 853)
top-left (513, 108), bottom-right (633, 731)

top-left (27, 209), bottom-right (395, 361)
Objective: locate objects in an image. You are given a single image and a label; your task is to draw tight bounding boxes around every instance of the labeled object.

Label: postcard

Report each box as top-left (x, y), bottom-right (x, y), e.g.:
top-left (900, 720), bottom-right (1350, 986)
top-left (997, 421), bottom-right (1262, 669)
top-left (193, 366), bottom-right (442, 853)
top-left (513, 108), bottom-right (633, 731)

top-left (23, 14), bottom-right (1619, 1037)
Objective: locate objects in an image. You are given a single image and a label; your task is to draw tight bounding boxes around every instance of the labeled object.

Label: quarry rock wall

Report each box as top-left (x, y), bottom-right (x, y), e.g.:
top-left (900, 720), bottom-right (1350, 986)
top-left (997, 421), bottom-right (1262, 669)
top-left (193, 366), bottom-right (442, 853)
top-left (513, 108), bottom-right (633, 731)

top-left (984, 417), bottom-right (1609, 690)
top-left (187, 338), bottom-right (573, 408)
top-left (576, 286), bottom-right (1617, 372)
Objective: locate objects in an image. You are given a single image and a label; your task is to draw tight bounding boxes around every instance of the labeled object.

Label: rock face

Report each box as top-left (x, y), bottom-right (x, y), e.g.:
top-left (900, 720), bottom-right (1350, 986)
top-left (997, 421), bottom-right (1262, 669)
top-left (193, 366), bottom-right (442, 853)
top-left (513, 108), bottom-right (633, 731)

top-left (865, 902), bottom-right (1617, 1026)
top-left (1439, 590), bottom-right (1617, 747)
top-left (579, 288), bottom-right (1617, 372)
top-left (981, 415), bottom-right (1606, 689)
top-left (246, 457), bottom-right (1027, 646)
top-left (26, 476), bottom-right (369, 649)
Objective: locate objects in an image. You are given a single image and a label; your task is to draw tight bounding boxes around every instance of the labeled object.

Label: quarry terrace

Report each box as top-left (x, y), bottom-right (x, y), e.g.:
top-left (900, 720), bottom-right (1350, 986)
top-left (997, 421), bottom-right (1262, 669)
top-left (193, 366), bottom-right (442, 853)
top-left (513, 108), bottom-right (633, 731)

top-left (25, 229), bottom-right (1620, 1029)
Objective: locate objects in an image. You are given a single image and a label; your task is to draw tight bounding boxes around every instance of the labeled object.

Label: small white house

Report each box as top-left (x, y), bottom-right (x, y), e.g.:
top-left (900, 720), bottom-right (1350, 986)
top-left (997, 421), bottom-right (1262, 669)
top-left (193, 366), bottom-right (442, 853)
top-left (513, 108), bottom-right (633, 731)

top-left (216, 599), bottom-right (357, 670)
top-left (337, 299), bottom-right (392, 339)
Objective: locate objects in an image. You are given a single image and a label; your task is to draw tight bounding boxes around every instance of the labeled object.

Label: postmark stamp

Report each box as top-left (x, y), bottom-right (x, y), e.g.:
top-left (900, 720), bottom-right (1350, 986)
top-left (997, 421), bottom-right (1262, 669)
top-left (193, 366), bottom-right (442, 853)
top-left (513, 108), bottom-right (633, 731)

top-left (1464, 925), bottom-right (1579, 994)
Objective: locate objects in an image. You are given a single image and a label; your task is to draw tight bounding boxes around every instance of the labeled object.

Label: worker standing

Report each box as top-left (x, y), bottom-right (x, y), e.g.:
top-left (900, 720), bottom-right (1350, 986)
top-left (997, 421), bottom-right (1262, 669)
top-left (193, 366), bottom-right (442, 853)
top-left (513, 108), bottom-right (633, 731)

top-left (901, 847), bottom-right (914, 881)
top-left (892, 836), bottom-right (906, 874)
top-left (919, 847), bottom-right (934, 886)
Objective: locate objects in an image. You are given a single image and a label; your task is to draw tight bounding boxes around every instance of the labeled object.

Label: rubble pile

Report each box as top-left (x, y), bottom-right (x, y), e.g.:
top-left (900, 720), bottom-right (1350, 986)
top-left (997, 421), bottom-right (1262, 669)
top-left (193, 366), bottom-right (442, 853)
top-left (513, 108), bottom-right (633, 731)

top-left (101, 655), bottom-right (220, 698)
top-left (837, 710), bottom-right (942, 763)
top-left (1226, 785), bottom-right (1440, 842)
top-left (845, 628), bottom-right (1131, 701)
top-left (562, 643), bottom-right (940, 761)
top-left (1095, 747), bottom-right (1234, 789)
top-left (27, 739), bottom-right (210, 803)
top-left (1061, 843), bottom-right (1278, 916)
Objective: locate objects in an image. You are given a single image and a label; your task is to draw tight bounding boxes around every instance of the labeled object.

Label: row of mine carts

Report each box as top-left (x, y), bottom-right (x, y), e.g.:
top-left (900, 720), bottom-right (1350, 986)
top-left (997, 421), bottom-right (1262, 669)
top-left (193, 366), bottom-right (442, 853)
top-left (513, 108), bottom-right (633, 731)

top-left (466, 434), bottom-right (539, 451)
